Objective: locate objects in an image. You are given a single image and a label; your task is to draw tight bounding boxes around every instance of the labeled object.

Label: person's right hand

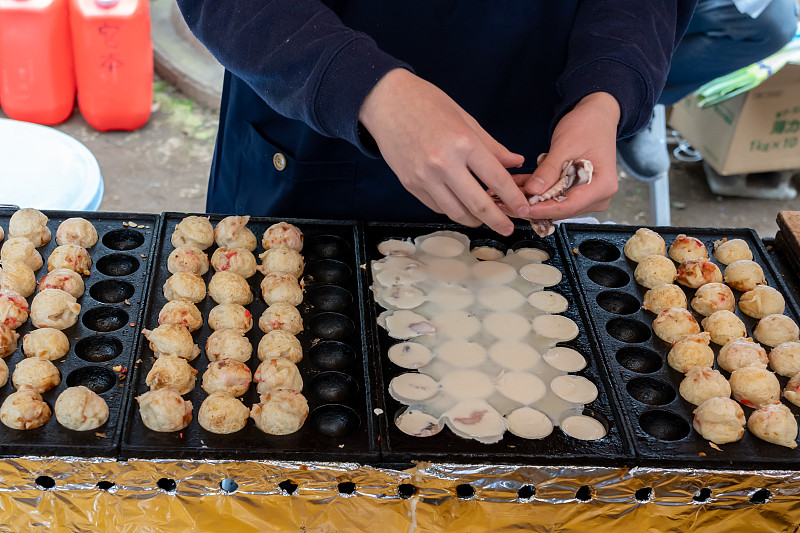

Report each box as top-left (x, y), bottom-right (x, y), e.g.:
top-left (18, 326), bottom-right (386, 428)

top-left (358, 68), bottom-right (528, 236)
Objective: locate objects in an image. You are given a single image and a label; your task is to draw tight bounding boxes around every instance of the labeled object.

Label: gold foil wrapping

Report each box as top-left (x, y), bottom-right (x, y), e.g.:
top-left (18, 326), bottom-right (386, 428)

top-left (0, 458), bottom-right (798, 531)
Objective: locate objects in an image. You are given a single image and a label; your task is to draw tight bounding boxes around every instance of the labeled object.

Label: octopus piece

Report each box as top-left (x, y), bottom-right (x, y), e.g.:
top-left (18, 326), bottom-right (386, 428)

top-left (260, 272), bottom-right (303, 306)
top-left (198, 392), bottom-right (250, 434)
top-left (208, 271), bottom-right (253, 306)
top-left (747, 403), bottom-right (798, 449)
top-left (258, 246), bottom-right (304, 279)
top-left (170, 216), bottom-right (214, 250)
top-left (723, 260), bottom-right (766, 293)
top-left (1, 237), bottom-right (43, 270)
top-left (526, 158), bottom-right (593, 237)
top-left (250, 389), bottom-right (309, 435)
top-left (54, 386), bottom-right (109, 431)
top-left (201, 359), bottom-right (252, 397)
top-left (145, 355), bottom-right (197, 395)
top-left (729, 364), bottom-right (781, 408)
top-left (38, 268), bottom-right (85, 298)
top-left (0, 288), bottom-right (29, 329)
top-left (0, 386), bottom-right (51, 430)
top-left (652, 307), bottom-right (700, 344)
top-left (258, 303), bottom-right (302, 335)
top-left (205, 328), bottom-right (252, 363)
top-left (8, 208), bottom-right (51, 247)
top-left (30, 289), bottom-right (80, 330)
top-left (642, 284), bottom-right (687, 315)
top-left (0, 325), bottom-right (20, 357)
top-left (261, 222), bottom-right (304, 252)
top-left (753, 314), bottom-right (800, 348)
top-left (692, 397), bottom-right (745, 445)
top-left (211, 247), bottom-right (258, 278)
top-left (167, 246), bottom-right (209, 275)
top-left (214, 215), bottom-right (257, 251)
top-left (783, 373), bottom-right (800, 407)
top-left (623, 228), bottom-right (666, 263)
top-left (634, 255), bottom-right (677, 289)
top-left (676, 259), bottom-right (722, 289)
top-left (0, 259), bottom-right (36, 297)
top-left (668, 234), bottom-right (708, 263)
top-left (667, 332), bottom-right (714, 373)
top-left (163, 272), bottom-right (206, 303)
top-left (680, 366), bottom-right (731, 406)
top-left (701, 310), bottom-right (747, 346)
top-left (738, 285), bottom-right (786, 320)
top-left (208, 303), bottom-right (253, 332)
top-left (690, 282), bottom-right (735, 316)
top-left (0, 358), bottom-right (7, 387)
top-left (142, 324), bottom-right (200, 361)
top-left (254, 357), bottom-right (303, 395)
top-left (713, 238), bottom-right (752, 265)
top-left (22, 328), bottom-right (69, 360)
top-left (47, 244), bottom-right (92, 274)
top-left (158, 299), bottom-right (203, 332)
top-left (55, 218), bottom-right (98, 248)
top-left (768, 341), bottom-right (800, 377)
top-left (137, 388), bottom-right (193, 432)
top-left (717, 337), bottom-right (768, 373)
top-left (12, 357), bottom-right (60, 393)
top-left (257, 330), bottom-right (302, 363)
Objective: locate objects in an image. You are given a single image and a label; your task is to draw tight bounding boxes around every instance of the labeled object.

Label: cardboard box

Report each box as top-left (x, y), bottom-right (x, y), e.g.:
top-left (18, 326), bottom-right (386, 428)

top-left (669, 63), bottom-right (800, 175)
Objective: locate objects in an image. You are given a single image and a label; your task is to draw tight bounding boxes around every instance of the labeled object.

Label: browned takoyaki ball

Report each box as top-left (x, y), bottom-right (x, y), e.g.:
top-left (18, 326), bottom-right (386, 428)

top-left (667, 332), bottom-right (714, 373)
top-left (198, 392), bottom-right (250, 434)
top-left (753, 314), bottom-right (800, 348)
top-left (22, 328), bottom-right (69, 360)
top-left (713, 238), bottom-right (752, 265)
top-left (652, 307), bottom-right (700, 344)
top-left (47, 244), bottom-right (92, 274)
top-left (1, 237), bottom-right (43, 270)
top-left (38, 268), bottom-right (85, 298)
top-left (676, 259), bottom-right (722, 289)
top-left (738, 285), bottom-right (785, 320)
top-left (680, 366), bottom-right (731, 406)
top-left (690, 283), bottom-right (734, 316)
top-left (8, 208), bottom-right (51, 247)
top-left (0, 386), bottom-right (51, 430)
top-left (262, 222), bottom-right (304, 252)
top-left (211, 247), bottom-right (258, 278)
top-left (142, 324), bottom-right (200, 361)
top-left (729, 365), bottom-right (781, 409)
top-left (748, 403), bottom-right (798, 449)
top-left (167, 246), bottom-right (209, 276)
top-left (145, 355), bottom-right (197, 395)
top-left (0, 259), bottom-right (36, 297)
top-left (257, 330), bottom-right (303, 363)
top-left (623, 228), bottom-right (665, 263)
top-left (208, 303), bottom-right (253, 332)
top-left (258, 303), bottom-right (303, 335)
top-left (258, 246), bottom-right (304, 278)
top-left (701, 310), bottom-right (747, 346)
top-left (692, 397), bottom-right (745, 445)
top-left (0, 325), bottom-right (19, 357)
top-left (201, 359), bottom-right (252, 397)
top-left (668, 234), bottom-right (708, 263)
top-left (250, 389), bottom-right (308, 435)
top-left (723, 260), bottom-right (766, 292)
top-left (12, 357), bottom-right (60, 393)
top-left (214, 216), bottom-right (257, 251)
top-left (769, 341), bottom-right (800, 377)
top-left (158, 299), bottom-right (203, 332)
top-left (54, 386), bottom-right (109, 431)
top-left (163, 272), bottom-right (206, 303)
top-left (634, 255), bottom-right (677, 289)
top-left (171, 216), bottom-right (214, 250)
top-left (260, 272), bottom-right (303, 306)
top-left (205, 328), bottom-right (253, 363)
top-left (642, 284), bottom-right (687, 315)
top-left (254, 358), bottom-right (303, 395)
top-left (0, 289), bottom-right (29, 329)
top-left (30, 289), bottom-right (81, 330)
top-left (208, 271), bottom-right (253, 306)
top-left (55, 218), bottom-right (98, 248)
top-left (0, 358), bottom-right (7, 387)
top-left (136, 388), bottom-right (192, 432)
top-left (717, 337), bottom-right (768, 373)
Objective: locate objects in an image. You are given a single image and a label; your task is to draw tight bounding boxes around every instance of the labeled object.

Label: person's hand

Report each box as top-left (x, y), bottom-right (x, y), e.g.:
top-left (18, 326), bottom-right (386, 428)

top-left (358, 68), bottom-right (529, 236)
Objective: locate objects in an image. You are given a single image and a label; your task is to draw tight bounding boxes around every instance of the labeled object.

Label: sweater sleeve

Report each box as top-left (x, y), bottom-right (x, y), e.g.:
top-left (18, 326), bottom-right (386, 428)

top-left (175, 0), bottom-right (411, 152)
top-left (554, 0), bottom-right (697, 138)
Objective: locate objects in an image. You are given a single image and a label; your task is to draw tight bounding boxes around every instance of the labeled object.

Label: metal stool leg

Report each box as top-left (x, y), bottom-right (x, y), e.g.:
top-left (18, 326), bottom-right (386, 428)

top-left (648, 171), bottom-right (671, 226)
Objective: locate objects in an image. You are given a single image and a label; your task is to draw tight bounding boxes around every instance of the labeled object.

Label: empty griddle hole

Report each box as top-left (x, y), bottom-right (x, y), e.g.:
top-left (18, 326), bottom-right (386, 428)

top-left (575, 486), bottom-right (593, 502)
top-left (96, 481), bottom-right (115, 491)
top-left (66, 366), bottom-right (117, 393)
top-left (338, 482), bottom-right (356, 495)
top-left (75, 335), bottom-right (123, 362)
top-left (579, 239), bottom-right (620, 262)
top-left (627, 377), bottom-right (676, 406)
top-left (398, 484), bottom-right (417, 499)
top-left (306, 285), bottom-right (352, 312)
top-left (89, 279), bottom-right (135, 303)
top-left (308, 312), bottom-right (355, 340)
top-left (35, 476), bottom-right (55, 490)
top-left (750, 489), bottom-right (771, 504)
top-left (597, 291), bottom-right (640, 315)
top-left (635, 487), bottom-right (653, 502)
top-left (587, 265), bottom-right (630, 288)
top-left (220, 478), bottom-right (238, 493)
top-left (639, 410), bottom-right (690, 441)
top-left (305, 234), bottom-right (350, 260)
top-left (606, 318), bottom-right (651, 343)
top-left (511, 239), bottom-right (555, 259)
top-left (83, 307), bottom-right (129, 332)
top-left (309, 404), bottom-right (360, 437)
top-left (456, 484), bottom-right (475, 500)
top-left (279, 480), bottom-right (298, 495)
top-left (157, 478), bottom-right (177, 493)
top-left (96, 253), bottom-right (140, 277)
top-left (102, 228), bottom-right (145, 250)
top-left (309, 372), bottom-right (358, 404)
top-left (309, 341), bottom-right (356, 370)
top-left (616, 347), bottom-right (662, 373)
top-left (305, 259), bottom-right (352, 285)
top-left (517, 485), bottom-right (535, 500)
top-left (693, 488), bottom-right (712, 503)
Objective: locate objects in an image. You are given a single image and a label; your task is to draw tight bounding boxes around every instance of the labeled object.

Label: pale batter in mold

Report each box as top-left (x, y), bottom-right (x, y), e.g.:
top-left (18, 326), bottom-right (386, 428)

top-left (560, 414), bottom-right (607, 440)
top-left (477, 285), bottom-right (524, 311)
top-left (505, 407), bottom-right (554, 439)
top-left (388, 342), bottom-right (434, 369)
top-left (527, 291), bottom-right (569, 313)
top-left (432, 310), bottom-right (481, 339)
top-left (418, 234), bottom-right (466, 257)
top-left (471, 261), bottom-right (517, 285)
top-left (532, 314), bottom-right (579, 341)
top-left (395, 408), bottom-right (443, 437)
top-left (484, 312), bottom-right (532, 340)
top-left (440, 369), bottom-right (495, 400)
top-left (543, 347), bottom-right (586, 372)
top-left (426, 284), bottom-right (474, 310)
top-left (488, 341), bottom-right (541, 370)
top-left (389, 373), bottom-right (439, 404)
top-left (520, 263), bottom-right (562, 286)
top-left (495, 371), bottom-right (547, 404)
top-left (444, 400), bottom-right (507, 444)
top-left (550, 375), bottom-right (598, 404)
top-left (515, 248), bottom-right (550, 262)
top-left (436, 340), bottom-right (487, 368)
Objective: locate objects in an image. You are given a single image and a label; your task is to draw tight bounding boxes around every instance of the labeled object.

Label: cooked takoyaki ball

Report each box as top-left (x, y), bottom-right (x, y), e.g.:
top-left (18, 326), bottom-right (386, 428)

top-left (653, 307), bottom-right (700, 344)
top-left (254, 358), bottom-right (303, 395)
top-left (22, 328), bottom-right (69, 360)
top-left (258, 246), bottom-right (304, 278)
top-left (748, 403), bottom-right (798, 449)
top-left (198, 391), bottom-right (250, 434)
top-left (38, 268), bottom-right (85, 298)
top-left (47, 244), bottom-right (92, 274)
top-left (680, 366), bottom-right (731, 406)
top-left (167, 246), bottom-right (209, 276)
top-left (738, 285), bottom-right (786, 320)
top-left (55, 218), bottom-right (98, 248)
top-left (0, 259), bottom-right (36, 297)
top-left (0, 358), bottom-right (7, 387)
top-left (623, 228), bottom-right (665, 262)
top-left (208, 303), bottom-right (253, 332)
top-left (262, 222), bottom-right (304, 252)
top-left (0, 226), bottom-right (3, 242)
top-left (8, 208), bottom-right (50, 247)
top-left (142, 324), bottom-right (200, 361)
top-left (668, 234), bottom-right (708, 263)
top-left (258, 303), bottom-right (303, 335)
top-left (768, 341), bottom-right (800, 377)
top-left (211, 247), bottom-right (257, 278)
top-left (713, 238), bottom-right (752, 265)
top-left (205, 328), bottom-right (252, 363)
top-left (690, 283), bottom-right (735, 316)
top-left (0, 289), bottom-right (29, 329)
top-left (158, 299), bottom-right (203, 332)
top-left (257, 330), bottom-right (302, 364)
top-left (171, 216), bottom-right (214, 250)
top-left (634, 255), bottom-right (677, 289)
top-left (784, 373), bottom-right (800, 407)
top-left (642, 284), bottom-right (687, 315)
top-left (12, 357), bottom-right (60, 393)
top-left (701, 310), bottom-right (747, 346)
top-left (201, 359), bottom-right (252, 397)
top-left (30, 289), bottom-right (80, 330)
top-left (208, 271), bottom-right (253, 306)
top-left (723, 260), bottom-right (766, 292)
top-left (676, 259), bottom-right (722, 289)
top-left (1, 237), bottom-right (43, 270)
top-left (717, 337), bottom-right (768, 373)
top-left (163, 272), bottom-right (206, 303)
top-left (692, 397), bottom-right (745, 445)
top-left (667, 332), bottom-right (714, 373)
top-left (730, 364), bottom-right (780, 408)
top-left (54, 386), bottom-right (109, 431)
top-left (145, 355), bottom-right (197, 395)
top-left (260, 272), bottom-right (303, 306)
top-left (0, 386), bottom-right (51, 430)
top-left (0, 326), bottom-right (19, 357)
top-left (250, 389), bottom-right (308, 435)
top-left (136, 388), bottom-right (192, 432)
top-left (753, 314), bottom-right (800, 348)
top-left (214, 215), bottom-right (257, 251)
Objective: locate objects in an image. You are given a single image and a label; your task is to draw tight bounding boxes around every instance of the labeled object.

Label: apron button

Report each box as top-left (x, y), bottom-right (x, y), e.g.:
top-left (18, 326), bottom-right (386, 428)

top-left (273, 153), bottom-right (287, 171)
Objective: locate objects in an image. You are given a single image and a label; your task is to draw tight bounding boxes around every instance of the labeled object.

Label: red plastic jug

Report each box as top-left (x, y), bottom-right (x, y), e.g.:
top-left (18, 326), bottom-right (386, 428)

top-left (0, 0), bottom-right (76, 125)
top-left (69, 0), bottom-right (152, 131)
